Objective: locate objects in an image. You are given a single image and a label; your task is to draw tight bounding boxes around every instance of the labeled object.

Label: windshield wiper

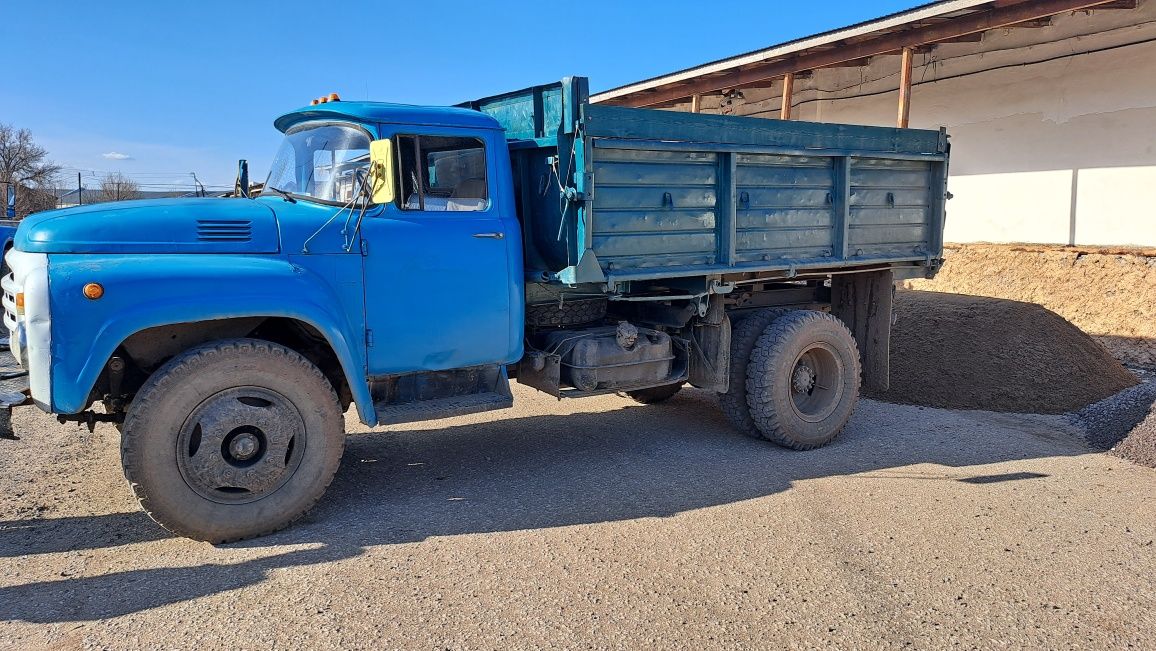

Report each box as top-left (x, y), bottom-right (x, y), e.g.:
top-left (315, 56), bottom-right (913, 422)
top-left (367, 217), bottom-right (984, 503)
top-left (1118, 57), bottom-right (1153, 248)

top-left (265, 186), bottom-right (297, 204)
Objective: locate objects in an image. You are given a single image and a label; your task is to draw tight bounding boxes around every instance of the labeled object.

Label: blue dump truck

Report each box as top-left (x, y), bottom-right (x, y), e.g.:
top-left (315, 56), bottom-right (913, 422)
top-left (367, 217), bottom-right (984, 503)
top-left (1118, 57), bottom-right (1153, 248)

top-left (2, 78), bottom-right (949, 542)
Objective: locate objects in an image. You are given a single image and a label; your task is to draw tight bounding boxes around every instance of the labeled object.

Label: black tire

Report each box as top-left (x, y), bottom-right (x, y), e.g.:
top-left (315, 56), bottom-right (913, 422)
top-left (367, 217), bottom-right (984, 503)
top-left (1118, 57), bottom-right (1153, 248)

top-left (526, 298), bottom-right (607, 327)
top-left (717, 308), bottom-right (790, 438)
top-left (121, 338), bottom-right (345, 543)
top-left (746, 311), bottom-right (861, 450)
top-left (623, 382), bottom-right (685, 404)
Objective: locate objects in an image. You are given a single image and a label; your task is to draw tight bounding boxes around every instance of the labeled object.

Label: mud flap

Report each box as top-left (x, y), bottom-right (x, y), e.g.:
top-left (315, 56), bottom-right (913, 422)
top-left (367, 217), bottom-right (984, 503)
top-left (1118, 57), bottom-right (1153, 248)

top-left (831, 270), bottom-right (894, 392)
top-left (689, 294), bottom-right (730, 392)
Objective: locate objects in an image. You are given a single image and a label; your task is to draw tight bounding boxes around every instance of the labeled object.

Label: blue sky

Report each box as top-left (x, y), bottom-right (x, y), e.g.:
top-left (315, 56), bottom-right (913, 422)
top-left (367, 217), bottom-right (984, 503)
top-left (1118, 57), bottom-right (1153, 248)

top-left (1, 1), bottom-right (919, 189)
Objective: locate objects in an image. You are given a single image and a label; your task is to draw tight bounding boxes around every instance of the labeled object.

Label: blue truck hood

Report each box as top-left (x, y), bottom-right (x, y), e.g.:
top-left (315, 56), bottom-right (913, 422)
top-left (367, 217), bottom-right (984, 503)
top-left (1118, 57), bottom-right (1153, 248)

top-left (15, 198), bottom-right (280, 254)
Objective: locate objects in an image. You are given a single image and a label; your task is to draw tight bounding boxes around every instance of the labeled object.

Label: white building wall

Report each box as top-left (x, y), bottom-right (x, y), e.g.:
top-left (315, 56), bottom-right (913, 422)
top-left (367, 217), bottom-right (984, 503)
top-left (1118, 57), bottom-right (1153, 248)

top-left (712, 6), bottom-right (1156, 247)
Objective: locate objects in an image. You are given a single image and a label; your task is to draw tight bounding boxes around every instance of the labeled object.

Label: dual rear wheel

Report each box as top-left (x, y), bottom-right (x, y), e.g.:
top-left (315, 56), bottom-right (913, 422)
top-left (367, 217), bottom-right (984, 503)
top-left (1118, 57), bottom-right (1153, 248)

top-left (721, 309), bottom-right (861, 450)
top-left (623, 308), bottom-right (861, 450)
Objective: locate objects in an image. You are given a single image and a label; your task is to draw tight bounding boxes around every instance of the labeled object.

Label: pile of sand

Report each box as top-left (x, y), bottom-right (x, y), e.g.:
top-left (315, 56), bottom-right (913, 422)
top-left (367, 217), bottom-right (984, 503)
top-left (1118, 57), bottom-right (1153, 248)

top-left (903, 244), bottom-right (1156, 368)
top-left (866, 291), bottom-right (1138, 414)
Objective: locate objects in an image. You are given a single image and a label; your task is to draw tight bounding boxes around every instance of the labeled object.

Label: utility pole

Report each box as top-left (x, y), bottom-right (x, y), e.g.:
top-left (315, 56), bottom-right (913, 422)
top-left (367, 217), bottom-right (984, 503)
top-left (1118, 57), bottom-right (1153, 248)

top-left (77, 172), bottom-right (83, 206)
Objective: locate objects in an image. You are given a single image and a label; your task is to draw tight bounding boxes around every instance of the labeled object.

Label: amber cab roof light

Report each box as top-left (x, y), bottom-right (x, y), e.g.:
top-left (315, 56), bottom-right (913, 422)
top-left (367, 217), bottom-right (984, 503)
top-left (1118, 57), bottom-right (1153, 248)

top-left (310, 93), bottom-right (340, 106)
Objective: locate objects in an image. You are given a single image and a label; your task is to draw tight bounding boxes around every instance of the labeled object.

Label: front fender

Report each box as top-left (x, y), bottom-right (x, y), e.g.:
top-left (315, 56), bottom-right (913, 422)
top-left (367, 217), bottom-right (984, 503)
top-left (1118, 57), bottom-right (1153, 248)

top-left (47, 253), bottom-right (376, 425)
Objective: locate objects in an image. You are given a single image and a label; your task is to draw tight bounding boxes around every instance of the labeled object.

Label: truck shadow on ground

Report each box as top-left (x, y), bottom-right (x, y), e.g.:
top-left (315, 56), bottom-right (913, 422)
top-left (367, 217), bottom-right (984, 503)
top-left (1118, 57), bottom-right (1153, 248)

top-left (0, 390), bottom-right (1095, 622)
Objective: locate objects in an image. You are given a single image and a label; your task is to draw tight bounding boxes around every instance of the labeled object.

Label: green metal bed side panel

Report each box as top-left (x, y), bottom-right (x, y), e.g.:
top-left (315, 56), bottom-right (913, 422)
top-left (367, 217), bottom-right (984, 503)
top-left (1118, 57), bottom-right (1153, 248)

top-left (576, 103), bottom-right (949, 282)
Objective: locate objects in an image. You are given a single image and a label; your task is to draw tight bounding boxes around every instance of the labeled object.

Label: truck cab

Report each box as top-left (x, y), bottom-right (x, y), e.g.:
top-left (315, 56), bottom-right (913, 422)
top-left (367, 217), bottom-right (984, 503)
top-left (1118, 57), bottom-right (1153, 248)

top-left (3, 78), bottom-right (949, 542)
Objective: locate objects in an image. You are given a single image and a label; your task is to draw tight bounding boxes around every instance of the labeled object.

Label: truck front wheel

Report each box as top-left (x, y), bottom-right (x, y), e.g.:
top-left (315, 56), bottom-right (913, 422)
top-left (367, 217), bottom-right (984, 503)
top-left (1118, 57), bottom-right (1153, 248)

top-left (121, 339), bottom-right (345, 543)
top-left (745, 311), bottom-right (861, 450)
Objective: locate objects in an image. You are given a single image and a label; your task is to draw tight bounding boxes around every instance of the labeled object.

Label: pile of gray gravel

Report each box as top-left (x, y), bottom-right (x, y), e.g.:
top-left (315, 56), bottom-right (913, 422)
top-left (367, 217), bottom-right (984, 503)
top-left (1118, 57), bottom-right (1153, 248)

top-left (1068, 371), bottom-right (1156, 467)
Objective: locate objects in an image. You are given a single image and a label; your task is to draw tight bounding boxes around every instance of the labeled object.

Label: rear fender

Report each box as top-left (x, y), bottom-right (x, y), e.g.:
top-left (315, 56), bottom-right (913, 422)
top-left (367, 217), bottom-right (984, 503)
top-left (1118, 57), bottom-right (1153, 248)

top-left (47, 254), bottom-right (377, 425)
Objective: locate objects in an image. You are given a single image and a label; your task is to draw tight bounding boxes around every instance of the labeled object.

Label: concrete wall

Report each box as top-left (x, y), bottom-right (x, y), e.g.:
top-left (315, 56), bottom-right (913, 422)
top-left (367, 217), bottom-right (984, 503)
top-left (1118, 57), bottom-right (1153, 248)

top-left (689, 4), bottom-right (1156, 247)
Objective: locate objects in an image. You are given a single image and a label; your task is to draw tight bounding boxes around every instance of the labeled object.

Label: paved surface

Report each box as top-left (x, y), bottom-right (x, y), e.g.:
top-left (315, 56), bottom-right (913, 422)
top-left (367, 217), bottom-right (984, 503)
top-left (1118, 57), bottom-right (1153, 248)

top-left (1, 385), bottom-right (1154, 650)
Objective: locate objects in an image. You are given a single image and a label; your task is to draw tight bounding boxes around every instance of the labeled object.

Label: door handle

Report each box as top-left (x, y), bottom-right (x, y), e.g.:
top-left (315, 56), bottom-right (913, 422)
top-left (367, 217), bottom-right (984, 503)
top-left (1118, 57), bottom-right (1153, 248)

top-left (473, 232), bottom-right (504, 239)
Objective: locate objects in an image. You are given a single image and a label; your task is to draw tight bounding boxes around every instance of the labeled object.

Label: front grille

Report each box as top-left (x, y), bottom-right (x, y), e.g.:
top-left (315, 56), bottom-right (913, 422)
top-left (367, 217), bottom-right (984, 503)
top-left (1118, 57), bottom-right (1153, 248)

top-left (1, 273), bottom-right (17, 333)
top-left (196, 219), bottom-right (252, 242)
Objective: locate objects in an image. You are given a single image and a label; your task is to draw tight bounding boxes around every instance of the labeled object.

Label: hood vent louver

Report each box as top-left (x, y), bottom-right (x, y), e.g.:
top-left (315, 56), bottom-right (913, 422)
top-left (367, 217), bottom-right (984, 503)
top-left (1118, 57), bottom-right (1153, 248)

top-left (197, 219), bottom-right (253, 242)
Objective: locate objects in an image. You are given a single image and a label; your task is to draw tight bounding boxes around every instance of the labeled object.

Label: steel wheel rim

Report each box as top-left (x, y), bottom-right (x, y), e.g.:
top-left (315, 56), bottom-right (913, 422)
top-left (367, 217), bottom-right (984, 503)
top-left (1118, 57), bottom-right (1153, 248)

top-left (176, 386), bottom-right (306, 504)
top-left (788, 342), bottom-right (845, 423)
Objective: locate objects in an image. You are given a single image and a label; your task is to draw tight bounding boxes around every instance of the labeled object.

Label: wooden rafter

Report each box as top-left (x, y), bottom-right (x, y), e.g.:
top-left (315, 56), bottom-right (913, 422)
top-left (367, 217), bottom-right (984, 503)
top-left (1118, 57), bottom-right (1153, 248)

top-left (606, 0), bottom-right (1126, 107)
top-left (938, 32), bottom-right (986, 43)
top-left (819, 57), bottom-right (874, 68)
top-left (1006, 17), bottom-right (1054, 27)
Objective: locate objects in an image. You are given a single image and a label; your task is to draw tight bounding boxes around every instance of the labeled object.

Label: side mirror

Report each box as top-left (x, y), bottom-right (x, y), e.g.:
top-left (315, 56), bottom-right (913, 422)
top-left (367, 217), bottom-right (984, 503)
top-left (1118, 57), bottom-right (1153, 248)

top-left (368, 139), bottom-right (395, 204)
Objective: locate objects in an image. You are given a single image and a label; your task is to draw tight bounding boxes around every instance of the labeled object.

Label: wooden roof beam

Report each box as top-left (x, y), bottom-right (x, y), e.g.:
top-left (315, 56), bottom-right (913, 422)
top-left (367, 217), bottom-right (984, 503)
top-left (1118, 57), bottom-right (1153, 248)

top-left (819, 57), bottom-right (874, 68)
top-left (1005, 17), bottom-right (1054, 27)
top-left (938, 32), bottom-right (986, 43)
top-left (608, 0), bottom-right (1123, 107)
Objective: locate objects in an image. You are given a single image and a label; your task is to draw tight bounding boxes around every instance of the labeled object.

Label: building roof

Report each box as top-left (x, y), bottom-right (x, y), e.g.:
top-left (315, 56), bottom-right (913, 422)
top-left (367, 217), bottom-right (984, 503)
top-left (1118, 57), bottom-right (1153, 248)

top-left (592, 0), bottom-right (1138, 107)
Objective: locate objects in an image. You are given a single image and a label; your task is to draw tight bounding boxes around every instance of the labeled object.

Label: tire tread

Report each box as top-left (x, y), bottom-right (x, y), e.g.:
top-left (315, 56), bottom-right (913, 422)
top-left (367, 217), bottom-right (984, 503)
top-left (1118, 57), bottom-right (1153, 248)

top-left (717, 309), bottom-right (790, 438)
top-left (120, 338), bottom-right (344, 543)
top-left (745, 311), bottom-right (861, 450)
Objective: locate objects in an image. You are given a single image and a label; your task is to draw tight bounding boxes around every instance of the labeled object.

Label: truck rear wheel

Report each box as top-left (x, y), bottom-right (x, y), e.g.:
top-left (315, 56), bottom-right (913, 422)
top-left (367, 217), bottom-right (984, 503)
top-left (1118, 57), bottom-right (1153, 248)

top-left (623, 382), bottom-right (684, 404)
top-left (745, 311), bottom-right (861, 450)
top-left (121, 339), bottom-right (345, 543)
top-left (718, 308), bottom-right (789, 438)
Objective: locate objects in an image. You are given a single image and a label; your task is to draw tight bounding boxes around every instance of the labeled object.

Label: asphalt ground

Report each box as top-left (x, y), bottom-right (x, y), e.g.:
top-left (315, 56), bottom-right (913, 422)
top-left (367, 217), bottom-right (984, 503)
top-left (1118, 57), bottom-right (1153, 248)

top-left (1, 385), bottom-right (1154, 649)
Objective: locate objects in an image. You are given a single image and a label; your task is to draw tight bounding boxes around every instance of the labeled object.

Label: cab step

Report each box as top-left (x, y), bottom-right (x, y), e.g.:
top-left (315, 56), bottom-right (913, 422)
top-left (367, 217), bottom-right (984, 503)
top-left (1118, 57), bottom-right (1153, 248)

top-left (371, 364), bottom-right (513, 426)
top-left (374, 390), bottom-right (513, 425)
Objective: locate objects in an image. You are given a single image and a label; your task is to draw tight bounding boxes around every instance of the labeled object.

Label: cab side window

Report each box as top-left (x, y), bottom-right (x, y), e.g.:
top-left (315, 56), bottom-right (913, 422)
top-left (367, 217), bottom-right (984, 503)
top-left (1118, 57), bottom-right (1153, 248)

top-left (396, 135), bottom-right (488, 212)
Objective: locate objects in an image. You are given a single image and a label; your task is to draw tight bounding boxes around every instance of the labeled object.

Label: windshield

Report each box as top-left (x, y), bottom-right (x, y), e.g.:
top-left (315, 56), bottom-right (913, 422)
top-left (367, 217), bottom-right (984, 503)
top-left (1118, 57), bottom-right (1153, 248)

top-left (265, 123), bottom-right (371, 203)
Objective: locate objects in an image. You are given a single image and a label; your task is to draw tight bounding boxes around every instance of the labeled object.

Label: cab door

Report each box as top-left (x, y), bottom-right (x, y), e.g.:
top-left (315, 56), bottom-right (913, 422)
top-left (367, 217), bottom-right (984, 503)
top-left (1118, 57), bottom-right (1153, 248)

top-left (360, 128), bottom-right (521, 377)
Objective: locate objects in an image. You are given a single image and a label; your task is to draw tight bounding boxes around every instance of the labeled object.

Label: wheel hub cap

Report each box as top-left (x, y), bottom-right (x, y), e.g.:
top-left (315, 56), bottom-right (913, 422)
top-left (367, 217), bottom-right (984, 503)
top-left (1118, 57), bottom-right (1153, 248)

top-left (176, 387), bottom-right (306, 504)
top-left (792, 365), bottom-right (817, 394)
top-left (228, 431), bottom-right (260, 461)
top-left (788, 344), bottom-right (845, 423)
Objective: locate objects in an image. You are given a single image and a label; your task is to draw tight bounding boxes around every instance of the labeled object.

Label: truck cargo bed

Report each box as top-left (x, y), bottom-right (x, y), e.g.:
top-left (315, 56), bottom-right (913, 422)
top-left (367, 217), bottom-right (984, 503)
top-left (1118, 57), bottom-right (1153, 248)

top-left (463, 78), bottom-right (949, 286)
